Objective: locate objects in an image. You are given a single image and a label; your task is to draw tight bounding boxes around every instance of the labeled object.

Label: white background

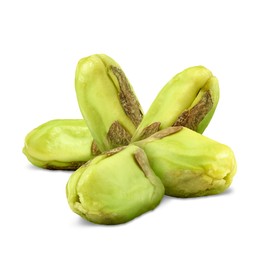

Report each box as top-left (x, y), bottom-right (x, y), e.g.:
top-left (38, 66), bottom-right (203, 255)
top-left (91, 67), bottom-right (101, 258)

top-left (1, 0), bottom-right (259, 259)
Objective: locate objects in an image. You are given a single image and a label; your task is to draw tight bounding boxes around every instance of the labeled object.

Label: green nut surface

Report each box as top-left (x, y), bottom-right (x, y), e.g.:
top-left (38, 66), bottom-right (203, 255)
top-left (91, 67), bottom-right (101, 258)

top-left (132, 66), bottom-right (219, 141)
top-left (66, 145), bottom-right (164, 225)
top-left (75, 54), bottom-right (143, 152)
top-left (23, 119), bottom-right (96, 170)
top-left (135, 127), bottom-right (237, 197)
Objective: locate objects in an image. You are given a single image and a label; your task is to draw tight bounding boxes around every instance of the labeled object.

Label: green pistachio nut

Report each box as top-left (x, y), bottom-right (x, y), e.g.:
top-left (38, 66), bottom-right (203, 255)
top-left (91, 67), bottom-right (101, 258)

top-left (135, 127), bottom-right (237, 197)
top-left (75, 54), bottom-right (143, 152)
top-left (66, 145), bottom-right (164, 225)
top-left (132, 66), bottom-right (219, 141)
top-left (23, 119), bottom-right (98, 170)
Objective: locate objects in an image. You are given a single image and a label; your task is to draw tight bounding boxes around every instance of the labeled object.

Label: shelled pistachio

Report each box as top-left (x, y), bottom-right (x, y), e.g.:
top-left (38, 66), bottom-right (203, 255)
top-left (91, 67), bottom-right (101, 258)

top-left (132, 66), bottom-right (219, 141)
top-left (66, 145), bottom-right (164, 225)
top-left (23, 119), bottom-right (98, 170)
top-left (135, 126), bottom-right (236, 197)
top-left (75, 54), bottom-right (143, 152)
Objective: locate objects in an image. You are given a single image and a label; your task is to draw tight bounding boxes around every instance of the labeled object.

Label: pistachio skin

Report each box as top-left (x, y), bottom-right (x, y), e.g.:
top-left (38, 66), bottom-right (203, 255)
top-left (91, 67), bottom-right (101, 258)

top-left (135, 127), bottom-right (237, 197)
top-left (75, 54), bottom-right (143, 152)
top-left (23, 119), bottom-right (96, 170)
top-left (132, 66), bottom-right (219, 141)
top-left (66, 145), bottom-right (164, 225)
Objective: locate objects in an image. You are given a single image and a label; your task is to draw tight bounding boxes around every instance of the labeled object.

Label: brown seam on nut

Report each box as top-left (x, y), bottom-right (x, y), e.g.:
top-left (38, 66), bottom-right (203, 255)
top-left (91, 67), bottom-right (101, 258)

top-left (103, 146), bottom-right (126, 157)
top-left (44, 161), bottom-right (86, 170)
top-left (91, 141), bottom-right (101, 156)
top-left (107, 120), bottom-right (132, 148)
top-left (149, 126), bottom-right (183, 139)
top-left (134, 149), bottom-right (151, 178)
top-left (138, 122), bottom-right (161, 140)
top-left (111, 66), bottom-right (143, 127)
top-left (173, 90), bottom-right (213, 131)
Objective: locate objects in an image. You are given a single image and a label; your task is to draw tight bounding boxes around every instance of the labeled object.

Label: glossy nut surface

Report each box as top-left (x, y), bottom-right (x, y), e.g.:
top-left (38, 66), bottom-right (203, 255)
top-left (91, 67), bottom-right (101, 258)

top-left (75, 54), bottom-right (143, 151)
top-left (132, 66), bottom-right (219, 141)
top-left (135, 127), bottom-right (237, 197)
top-left (66, 145), bottom-right (164, 224)
top-left (23, 119), bottom-right (95, 170)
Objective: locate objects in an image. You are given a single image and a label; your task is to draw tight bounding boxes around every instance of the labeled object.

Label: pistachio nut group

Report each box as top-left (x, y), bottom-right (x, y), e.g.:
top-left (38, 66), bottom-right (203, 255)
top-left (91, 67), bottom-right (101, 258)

top-left (23, 54), bottom-right (237, 225)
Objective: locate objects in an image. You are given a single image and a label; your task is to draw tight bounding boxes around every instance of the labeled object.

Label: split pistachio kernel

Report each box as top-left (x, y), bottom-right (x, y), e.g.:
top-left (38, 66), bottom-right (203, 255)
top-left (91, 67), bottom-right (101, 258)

top-left (132, 66), bottom-right (219, 141)
top-left (23, 119), bottom-right (97, 170)
top-left (66, 145), bottom-right (164, 224)
top-left (135, 127), bottom-right (237, 197)
top-left (75, 54), bottom-right (143, 152)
